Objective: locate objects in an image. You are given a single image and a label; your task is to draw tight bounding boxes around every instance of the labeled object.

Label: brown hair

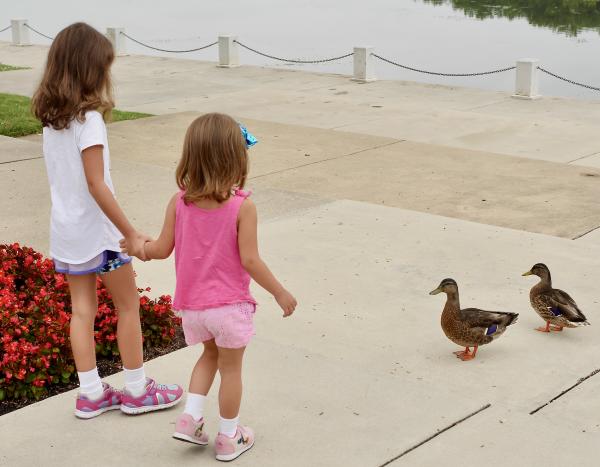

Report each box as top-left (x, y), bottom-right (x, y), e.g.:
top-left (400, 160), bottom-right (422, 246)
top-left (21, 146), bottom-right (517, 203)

top-left (31, 22), bottom-right (115, 130)
top-left (176, 113), bottom-right (249, 204)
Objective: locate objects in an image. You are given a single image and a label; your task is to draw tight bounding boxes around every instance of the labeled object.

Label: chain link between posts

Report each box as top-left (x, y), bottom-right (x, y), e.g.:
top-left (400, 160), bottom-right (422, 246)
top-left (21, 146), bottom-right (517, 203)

top-left (372, 53), bottom-right (516, 77)
top-left (24, 24), bottom-right (54, 40)
top-left (234, 40), bottom-right (354, 64)
top-left (9, 23), bottom-right (600, 93)
top-left (120, 32), bottom-right (217, 53)
top-left (537, 67), bottom-right (600, 92)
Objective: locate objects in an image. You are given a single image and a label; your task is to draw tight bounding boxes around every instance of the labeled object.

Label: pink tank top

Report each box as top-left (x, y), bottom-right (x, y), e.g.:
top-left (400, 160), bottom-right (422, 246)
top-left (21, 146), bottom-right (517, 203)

top-left (173, 190), bottom-right (256, 311)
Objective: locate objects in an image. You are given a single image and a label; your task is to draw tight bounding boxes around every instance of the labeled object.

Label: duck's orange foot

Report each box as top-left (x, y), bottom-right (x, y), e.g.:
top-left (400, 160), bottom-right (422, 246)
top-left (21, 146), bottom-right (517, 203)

top-left (455, 350), bottom-right (476, 361)
top-left (535, 322), bottom-right (552, 333)
top-left (550, 325), bottom-right (564, 332)
top-left (453, 346), bottom-right (477, 361)
top-left (453, 346), bottom-right (478, 361)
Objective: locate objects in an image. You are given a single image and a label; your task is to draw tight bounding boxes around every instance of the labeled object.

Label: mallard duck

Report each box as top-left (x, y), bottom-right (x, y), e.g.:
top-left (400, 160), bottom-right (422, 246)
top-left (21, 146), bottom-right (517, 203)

top-left (522, 263), bottom-right (590, 332)
top-left (429, 278), bottom-right (519, 361)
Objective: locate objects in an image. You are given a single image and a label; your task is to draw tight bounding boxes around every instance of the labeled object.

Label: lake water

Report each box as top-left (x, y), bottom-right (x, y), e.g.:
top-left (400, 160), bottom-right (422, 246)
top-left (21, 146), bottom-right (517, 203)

top-left (2, 0), bottom-right (600, 99)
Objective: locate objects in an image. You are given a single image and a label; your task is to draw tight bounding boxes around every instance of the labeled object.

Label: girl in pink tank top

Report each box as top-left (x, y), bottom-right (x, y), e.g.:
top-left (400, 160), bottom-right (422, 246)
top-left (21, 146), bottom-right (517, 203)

top-left (122, 113), bottom-right (296, 461)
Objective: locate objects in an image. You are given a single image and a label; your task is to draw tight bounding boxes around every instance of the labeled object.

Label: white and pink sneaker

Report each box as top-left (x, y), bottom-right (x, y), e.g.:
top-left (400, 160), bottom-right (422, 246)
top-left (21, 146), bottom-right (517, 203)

top-left (120, 378), bottom-right (183, 415)
top-left (74, 382), bottom-right (122, 419)
top-left (215, 425), bottom-right (254, 462)
top-left (173, 413), bottom-right (209, 445)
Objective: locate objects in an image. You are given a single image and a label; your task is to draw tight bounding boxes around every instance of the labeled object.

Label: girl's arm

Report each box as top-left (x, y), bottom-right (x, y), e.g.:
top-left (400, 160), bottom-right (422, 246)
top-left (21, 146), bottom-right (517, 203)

top-left (238, 199), bottom-right (297, 317)
top-left (141, 193), bottom-right (178, 260)
top-left (82, 145), bottom-right (148, 258)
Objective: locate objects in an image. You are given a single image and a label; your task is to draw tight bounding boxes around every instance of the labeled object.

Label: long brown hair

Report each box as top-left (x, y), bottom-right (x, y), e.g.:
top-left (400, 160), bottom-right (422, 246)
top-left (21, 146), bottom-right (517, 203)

top-left (176, 113), bottom-right (249, 204)
top-left (31, 22), bottom-right (115, 130)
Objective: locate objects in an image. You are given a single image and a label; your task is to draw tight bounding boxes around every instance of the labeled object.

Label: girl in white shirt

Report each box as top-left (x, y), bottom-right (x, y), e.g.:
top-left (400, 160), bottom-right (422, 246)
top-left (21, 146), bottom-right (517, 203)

top-left (32, 22), bottom-right (182, 418)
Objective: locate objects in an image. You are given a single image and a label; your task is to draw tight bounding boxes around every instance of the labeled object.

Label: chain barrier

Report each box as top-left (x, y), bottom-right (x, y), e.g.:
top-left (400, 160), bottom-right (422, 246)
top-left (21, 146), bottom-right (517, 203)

top-left (372, 53), bottom-right (515, 77)
top-left (538, 66), bottom-right (600, 92)
top-left (234, 40), bottom-right (354, 64)
top-left (24, 24), bottom-right (54, 40)
top-left (9, 23), bottom-right (600, 93)
top-left (120, 32), bottom-right (217, 53)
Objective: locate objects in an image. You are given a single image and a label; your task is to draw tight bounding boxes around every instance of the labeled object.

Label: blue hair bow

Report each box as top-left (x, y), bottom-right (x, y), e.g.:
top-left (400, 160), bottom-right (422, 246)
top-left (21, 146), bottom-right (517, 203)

top-left (239, 124), bottom-right (258, 148)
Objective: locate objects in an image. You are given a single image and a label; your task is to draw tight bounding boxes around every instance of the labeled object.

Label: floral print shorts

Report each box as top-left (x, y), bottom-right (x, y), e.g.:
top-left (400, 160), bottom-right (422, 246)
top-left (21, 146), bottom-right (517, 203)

top-left (53, 250), bottom-right (131, 276)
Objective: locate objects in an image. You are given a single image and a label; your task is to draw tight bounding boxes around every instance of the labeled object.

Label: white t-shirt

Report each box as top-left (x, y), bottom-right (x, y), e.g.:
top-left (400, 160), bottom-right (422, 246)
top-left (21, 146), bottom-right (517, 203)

top-left (43, 111), bottom-right (122, 264)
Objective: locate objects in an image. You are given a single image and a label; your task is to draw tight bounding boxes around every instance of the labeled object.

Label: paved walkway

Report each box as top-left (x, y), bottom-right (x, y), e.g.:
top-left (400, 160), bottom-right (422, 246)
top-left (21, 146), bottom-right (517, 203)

top-left (9, 113), bottom-right (600, 241)
top-left (1, 43), bottom-right (599, 466)
top-left (2, 201), bottom-right (599, 467)
top-left (3, 42), bottom-right (600, 165)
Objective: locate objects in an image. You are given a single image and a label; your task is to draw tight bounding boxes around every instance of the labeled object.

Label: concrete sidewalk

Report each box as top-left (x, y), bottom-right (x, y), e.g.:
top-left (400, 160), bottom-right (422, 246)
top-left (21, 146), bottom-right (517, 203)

top-left (2, 42), bottom-right (600, 165)
top-left (8, 113), bottom-right (600, 244)
top-left (1, 201), bottom-right (599, 467)
top-left (1, 43), bottom-right (600, 467)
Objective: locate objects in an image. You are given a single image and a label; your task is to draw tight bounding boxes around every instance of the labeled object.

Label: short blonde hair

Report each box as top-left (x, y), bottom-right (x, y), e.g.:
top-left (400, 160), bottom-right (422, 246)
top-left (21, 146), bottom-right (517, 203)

top-left (176, 113), bottom-right (249, 204)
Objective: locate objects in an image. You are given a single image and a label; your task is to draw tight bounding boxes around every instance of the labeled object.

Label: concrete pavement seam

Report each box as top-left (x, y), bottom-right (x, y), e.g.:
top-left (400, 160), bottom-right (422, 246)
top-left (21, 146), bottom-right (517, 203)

top-left (529, 368), bottom-right (600, 415)
top-left (0, 156), bottom-right (43, 165)
top-left (378, 403), bottom-right (492, 466)
top-left (460, 99), bottom-right (511, 112)
top-left (329, 117), bottom-right (394, 131)
top-left (572, 225), bottom-right (600, 240)
top-left (567, 150), bottom-right (600, 164)
top-left (249, 140), bottom-right (405, 181)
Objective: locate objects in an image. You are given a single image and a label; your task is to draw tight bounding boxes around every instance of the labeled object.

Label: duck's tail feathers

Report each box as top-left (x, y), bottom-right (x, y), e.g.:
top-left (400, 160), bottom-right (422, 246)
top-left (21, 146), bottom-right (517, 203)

top-left (573, 320), bottom-right (591, 327)
top-left (501, 312), bottom-right (519, 327)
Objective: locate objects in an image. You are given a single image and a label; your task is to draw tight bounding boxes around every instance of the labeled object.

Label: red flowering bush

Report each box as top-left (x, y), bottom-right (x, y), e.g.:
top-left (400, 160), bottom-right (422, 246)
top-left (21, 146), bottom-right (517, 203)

top-left (0, 243), bottom-right (181, 401)
top-left (94, 287), bottom-right (178, 357)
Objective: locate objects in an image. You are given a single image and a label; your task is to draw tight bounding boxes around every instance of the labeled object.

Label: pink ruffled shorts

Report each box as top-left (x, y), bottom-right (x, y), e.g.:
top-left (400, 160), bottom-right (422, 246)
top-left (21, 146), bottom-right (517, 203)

top-left (179, 302), bottom-right (256, 349)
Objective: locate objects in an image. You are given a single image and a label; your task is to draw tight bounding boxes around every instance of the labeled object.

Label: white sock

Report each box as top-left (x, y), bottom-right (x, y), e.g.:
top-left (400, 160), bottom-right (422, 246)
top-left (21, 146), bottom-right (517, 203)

top-left (219, 416), bottom-right (239, 438)
top-left (183, 393), bottom-right (206, 421)
top-left (77, 367), bottom-right (103, 401)
top-left (123, 366), bottom-right (147, 397)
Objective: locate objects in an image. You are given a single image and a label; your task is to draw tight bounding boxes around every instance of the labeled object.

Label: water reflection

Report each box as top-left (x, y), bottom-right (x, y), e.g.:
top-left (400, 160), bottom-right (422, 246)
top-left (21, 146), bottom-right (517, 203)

top-left (423, 0), bottom-right (600, 36)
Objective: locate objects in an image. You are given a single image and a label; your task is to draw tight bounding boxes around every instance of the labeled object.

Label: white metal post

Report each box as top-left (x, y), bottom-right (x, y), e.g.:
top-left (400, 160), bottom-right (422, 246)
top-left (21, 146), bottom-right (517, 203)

top-left (106, 28), bottom-right (126, 56)
top-left (218, 35), bottom-right (239, 67)
top-left (352, 46), bottom-right (375, 82)
top-left (513, 58), bottom-right (540, 99)
top-left (11, 19), bottom-right (30, 46)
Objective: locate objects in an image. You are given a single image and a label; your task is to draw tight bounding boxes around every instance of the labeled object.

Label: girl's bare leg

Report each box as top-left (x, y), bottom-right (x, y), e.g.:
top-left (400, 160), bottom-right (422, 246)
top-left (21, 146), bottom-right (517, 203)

top-left (101, 262), bottom-right (143, 369)
top-left (190, 339), bottom-right (219, 395)
top-left (217, 347), bottom-right (246, 419)
top-left (67, 273), bottom-right (98, 372)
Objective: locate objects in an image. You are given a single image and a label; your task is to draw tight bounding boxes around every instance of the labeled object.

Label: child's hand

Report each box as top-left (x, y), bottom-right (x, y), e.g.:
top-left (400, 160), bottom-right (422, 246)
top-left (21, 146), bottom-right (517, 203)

top-left (275, 289), bottom-right (297, 317)
top-left (120, 232), bottom-right (152, 261)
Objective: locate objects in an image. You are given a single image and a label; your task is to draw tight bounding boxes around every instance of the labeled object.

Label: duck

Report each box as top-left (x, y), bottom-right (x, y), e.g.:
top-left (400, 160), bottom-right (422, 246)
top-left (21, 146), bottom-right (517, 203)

top-left (522, 263), bottom-right (590, 332)
top-left (429, 278), bottom-right (519, 361)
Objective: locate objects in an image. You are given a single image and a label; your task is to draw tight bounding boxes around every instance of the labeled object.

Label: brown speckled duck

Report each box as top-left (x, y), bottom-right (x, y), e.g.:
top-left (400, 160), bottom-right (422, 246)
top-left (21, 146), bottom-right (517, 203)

top-left (522, 263), bottom-right (590, 332)
top-left (429, 278), bottom-right (519, 361)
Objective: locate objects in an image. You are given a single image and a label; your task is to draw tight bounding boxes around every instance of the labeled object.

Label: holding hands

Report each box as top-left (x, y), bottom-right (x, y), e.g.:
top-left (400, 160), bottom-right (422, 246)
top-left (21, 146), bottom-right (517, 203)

top-left (120, 232), bottom-right (153, 261)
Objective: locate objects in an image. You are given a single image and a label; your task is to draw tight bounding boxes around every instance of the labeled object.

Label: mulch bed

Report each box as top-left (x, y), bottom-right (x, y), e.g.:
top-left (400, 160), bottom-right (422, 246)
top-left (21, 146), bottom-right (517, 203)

top-left (0, 328), bottom-right (186, 417)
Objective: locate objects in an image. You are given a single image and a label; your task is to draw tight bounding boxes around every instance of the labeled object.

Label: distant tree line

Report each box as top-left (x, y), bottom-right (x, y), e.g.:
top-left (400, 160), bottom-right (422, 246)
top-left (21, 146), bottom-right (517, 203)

top-left (424, 0), bottom-right (600, 36)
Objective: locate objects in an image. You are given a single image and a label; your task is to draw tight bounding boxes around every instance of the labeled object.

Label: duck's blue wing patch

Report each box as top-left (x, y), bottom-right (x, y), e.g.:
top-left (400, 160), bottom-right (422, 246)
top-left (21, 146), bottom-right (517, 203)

top-left (549, 306), bottom-right (562, 317)
top-left (485, 324), bottom-right (498, 336)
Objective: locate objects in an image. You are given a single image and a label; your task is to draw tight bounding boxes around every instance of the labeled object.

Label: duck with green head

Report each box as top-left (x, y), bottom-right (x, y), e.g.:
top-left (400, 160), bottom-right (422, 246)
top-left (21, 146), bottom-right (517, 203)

top-left (429, 278), bottom-right (518, 361)
top-left (522, 263), bottom-right (589, 332)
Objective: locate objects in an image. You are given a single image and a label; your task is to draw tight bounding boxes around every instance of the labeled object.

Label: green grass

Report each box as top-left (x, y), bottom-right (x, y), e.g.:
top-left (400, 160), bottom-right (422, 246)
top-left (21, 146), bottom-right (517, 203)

top-left (111, 109), bottom-right (153, 123)
top-left (0, 94), bottom-right (40, 137)
top-left (0, 63), bottom-right (29, 72)
top-left (0, 93), bottom-right (152, 137)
